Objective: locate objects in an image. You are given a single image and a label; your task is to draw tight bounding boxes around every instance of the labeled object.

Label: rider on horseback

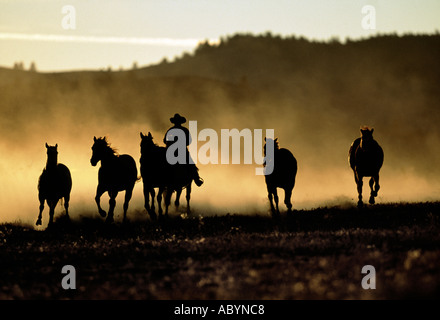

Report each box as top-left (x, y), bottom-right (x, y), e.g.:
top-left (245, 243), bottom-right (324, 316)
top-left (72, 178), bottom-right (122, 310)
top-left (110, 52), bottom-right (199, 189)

top-left (163, 113), bottom-right (204, 187)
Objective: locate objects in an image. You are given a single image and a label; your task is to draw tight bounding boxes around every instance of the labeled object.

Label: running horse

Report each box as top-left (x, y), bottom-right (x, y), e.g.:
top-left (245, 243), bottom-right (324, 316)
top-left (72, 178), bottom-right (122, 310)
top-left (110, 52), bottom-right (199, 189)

top-left (349, 126), bottom-right (384, 208)
top-left (264, 137), bottom-right (297, 216)
top-left (90, 136), bottom-right (138, 223)
top-left (37, 143), bottom-right (72, 227)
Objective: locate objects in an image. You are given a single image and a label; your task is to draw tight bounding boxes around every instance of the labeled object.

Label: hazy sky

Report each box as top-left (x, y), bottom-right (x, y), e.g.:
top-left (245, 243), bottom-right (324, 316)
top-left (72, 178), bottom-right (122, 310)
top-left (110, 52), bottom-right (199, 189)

top-left (1, 0), bottom-right (439, 71)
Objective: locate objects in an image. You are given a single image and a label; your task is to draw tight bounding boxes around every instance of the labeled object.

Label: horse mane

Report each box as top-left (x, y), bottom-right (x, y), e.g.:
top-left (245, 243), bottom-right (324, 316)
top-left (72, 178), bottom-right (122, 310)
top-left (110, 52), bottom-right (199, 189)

top-left (274, 139), bottom-right (280, 150)
top-left (97, 136), bottom-right (119, 155)
top-left (140, 132), bottom-right (159, 147)
top-left (148, 134), bottom-right (159, 147)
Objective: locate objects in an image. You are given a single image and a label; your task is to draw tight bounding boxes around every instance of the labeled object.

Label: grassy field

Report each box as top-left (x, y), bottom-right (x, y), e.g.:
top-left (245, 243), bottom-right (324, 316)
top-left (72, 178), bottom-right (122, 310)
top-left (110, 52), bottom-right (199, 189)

top-left (0, 202), bottom-right (439, 300)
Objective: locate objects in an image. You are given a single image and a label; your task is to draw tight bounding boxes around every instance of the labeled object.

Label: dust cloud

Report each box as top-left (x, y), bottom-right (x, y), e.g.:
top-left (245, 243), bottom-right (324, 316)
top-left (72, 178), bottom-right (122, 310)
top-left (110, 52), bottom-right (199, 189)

top-left (1, 34), bottom-right (440, 226)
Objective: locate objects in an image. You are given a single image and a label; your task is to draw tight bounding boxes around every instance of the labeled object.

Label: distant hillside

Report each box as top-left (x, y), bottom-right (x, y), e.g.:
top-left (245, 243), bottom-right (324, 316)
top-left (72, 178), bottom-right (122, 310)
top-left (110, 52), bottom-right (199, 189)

top-left (137, 33), bottom-right (440, 91)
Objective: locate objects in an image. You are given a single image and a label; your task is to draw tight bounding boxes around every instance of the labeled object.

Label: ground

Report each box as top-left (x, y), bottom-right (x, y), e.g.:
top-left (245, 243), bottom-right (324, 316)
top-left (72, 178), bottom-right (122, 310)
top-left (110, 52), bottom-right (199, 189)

top-left (0, 202), bottom-right (439, 300)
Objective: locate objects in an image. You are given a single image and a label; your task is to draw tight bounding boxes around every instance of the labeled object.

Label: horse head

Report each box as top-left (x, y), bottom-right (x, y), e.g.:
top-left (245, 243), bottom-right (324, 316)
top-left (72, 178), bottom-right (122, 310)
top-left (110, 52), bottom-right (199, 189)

top-left (91, 136), bottom-right (115, 166)
top-left (45, 143), bottom-right (58, 167)
top-left (360, 126), bottom-right (375, 151)
top-left (264, 137), bottom-right (279, 157)
top-left (140, 132), bottom-right (156, 155)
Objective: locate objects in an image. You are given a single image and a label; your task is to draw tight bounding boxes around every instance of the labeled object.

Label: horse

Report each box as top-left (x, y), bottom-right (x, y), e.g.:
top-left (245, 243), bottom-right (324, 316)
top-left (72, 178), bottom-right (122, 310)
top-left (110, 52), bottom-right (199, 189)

top-left (139, 132), bottom-right (167, 220)
top-left (264, 137), bottom-right (297, 216)
top-left (349, 126), bottom-right (384, 208)
top-left (90, 136), bottom-right (138, 223)
top-left (37, 143), bottom-right (72, 227)
top-left (140, 132), bottom-right (192, 219)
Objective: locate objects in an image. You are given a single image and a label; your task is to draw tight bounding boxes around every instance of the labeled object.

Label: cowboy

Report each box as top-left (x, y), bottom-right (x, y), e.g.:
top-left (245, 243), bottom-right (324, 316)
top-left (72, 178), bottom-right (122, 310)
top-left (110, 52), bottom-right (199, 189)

top-left (164, 113), bottom-right (204, 187)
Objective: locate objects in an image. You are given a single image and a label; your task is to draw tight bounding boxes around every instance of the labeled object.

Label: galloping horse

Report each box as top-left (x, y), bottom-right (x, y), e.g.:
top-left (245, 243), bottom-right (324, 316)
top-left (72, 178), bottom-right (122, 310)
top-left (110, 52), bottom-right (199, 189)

top-left (90, 136), bottom-right (138, 223)
top-left (349, 126), bottom-right (384, 208)
top-left (140, 132), bottom-right (192, 219)
top-left (37, 143), bottom-right (72, 227)
top-left (140, 132), bottom-right (167, 220)
top-left (264, 138), bottom-right (297, 216)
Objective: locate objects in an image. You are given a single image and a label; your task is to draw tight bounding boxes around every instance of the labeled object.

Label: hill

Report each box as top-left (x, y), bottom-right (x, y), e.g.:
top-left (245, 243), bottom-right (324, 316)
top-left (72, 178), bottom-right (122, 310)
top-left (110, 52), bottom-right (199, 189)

top-left (138, 33), bottom-right (440, 91)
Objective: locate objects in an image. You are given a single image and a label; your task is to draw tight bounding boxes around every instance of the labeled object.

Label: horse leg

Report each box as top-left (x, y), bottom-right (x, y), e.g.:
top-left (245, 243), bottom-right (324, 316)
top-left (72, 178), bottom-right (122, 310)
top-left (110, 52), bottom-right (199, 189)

top-left (267, 186), bottom-right (276, 214)
top-left (123, 187), bottom-right (133, 223)
top-left (368, 177), bottom-right (375, 204)
top-left (267, 186), bottom-right (279, 216)
top-left (150, 188), bottom-right (156, 215)
top-left (175, 188), bottom-right (182, 210)
top-left (164, 189), bottom-right (172, 218)
top-left (284, 187), bottom-right (293, 215)
top-left (95, 185), bottom-right (107, 217)
top-left (148, 187), bottom-right (157, 220)
top-left (106, 191), bottom-right (117, 223)
top-left (374, 175), bottom-right (380, 196)
top-left (186, 183), bottom-right (192, 215)
top-left (273, 188), bottom-right (280, 214)
top-left (144, 183), bottom-right (157, 220)
top-left (48, 199), bottom-right (57, 227)
top-left (143, 183), bottom-right (152, 215)
top-left (36, 194), bottom-right (45, 226)
top-left (64, 193), bottom-right (70, 220)
top-left (355, 173), bottom-right (363, 208)
top-left (369, 175), bottom-right (380, 204)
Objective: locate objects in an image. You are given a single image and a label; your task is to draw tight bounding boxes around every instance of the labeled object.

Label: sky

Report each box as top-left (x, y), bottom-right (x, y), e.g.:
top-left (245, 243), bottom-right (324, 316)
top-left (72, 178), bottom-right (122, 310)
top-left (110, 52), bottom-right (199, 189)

top-left (0, 0), bottom-right (439, 71)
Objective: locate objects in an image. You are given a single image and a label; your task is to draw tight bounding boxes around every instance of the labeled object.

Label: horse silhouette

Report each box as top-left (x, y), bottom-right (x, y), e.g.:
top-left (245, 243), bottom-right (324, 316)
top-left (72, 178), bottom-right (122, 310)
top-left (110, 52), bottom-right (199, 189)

top-left (349, 126), bottom-right (384, 208)
top-left (139, 132), bottom-right (167, 219)
top-left (37, 143), bottom-right (72, 227)
top-left (264, 138), bottom-right (297, 216)
top-left (90, 136), bottom-right (138, 223)
top-left (140, 132), bottom-right (192, 219)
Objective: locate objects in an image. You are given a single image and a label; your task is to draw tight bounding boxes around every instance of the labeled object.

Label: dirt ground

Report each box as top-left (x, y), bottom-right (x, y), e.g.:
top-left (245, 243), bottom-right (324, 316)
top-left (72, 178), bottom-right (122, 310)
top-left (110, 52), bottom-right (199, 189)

top-left (1, 202), bottom-right (439, 300)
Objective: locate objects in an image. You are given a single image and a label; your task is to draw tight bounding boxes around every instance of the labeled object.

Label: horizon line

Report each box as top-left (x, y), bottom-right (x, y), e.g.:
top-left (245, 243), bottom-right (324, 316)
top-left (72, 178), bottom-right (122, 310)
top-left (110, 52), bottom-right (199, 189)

top-left (2, 30), bottom-right (437, 46)
top-left (0, 32), bottom-right (220, 47)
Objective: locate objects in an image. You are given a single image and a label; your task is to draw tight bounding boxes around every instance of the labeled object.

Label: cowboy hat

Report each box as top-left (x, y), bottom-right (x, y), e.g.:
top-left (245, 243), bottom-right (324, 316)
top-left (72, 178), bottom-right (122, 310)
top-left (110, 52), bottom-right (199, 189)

top-left (170, 113), bottom-right (186, 124)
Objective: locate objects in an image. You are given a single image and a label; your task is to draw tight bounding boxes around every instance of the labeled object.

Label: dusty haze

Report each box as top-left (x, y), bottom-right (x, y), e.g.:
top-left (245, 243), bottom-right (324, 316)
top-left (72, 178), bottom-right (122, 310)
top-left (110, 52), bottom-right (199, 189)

top-left (1, 34), bottom-right (440, 226)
